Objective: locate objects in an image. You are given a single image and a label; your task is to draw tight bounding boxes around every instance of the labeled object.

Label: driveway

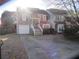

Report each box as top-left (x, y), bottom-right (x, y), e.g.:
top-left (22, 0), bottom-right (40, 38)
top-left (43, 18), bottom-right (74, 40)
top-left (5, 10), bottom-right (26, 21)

top-left (1, 34), bottom-right (79, 59)
top-left (19, 34), bottom-right (79, 59)
top-left (0, 34), bottom-right (28, 59)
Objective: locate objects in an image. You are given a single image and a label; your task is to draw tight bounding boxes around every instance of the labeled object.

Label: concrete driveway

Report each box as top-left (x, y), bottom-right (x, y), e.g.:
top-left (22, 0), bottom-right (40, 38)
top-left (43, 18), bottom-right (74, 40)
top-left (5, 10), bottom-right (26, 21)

top-left (0, 34), bottom-right (28, 59)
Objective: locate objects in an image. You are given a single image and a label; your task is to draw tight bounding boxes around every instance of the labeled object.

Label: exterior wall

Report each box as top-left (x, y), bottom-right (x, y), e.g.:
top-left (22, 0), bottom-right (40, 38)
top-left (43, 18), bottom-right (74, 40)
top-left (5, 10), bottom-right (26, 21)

top-left (49, 14), bottom-right (56, 29)
top-left (17, 8), bottom-right (32, 25)
top-left (47, 11), bottom-right (65, 33)
top-left (16, 8), bottom-right (31, 34)
top-left (31, 13), bottom-right (47, 25)
top-left (55, 15), bottom-right (65, 22)
top-left (31, 13), bottom-right (50, 29)
top-left (47, 11), bottom-right (56, 29)
top-left (16, 8), bottom-right (48, 34)
top-left (16, 8), bottom-right (47, 26)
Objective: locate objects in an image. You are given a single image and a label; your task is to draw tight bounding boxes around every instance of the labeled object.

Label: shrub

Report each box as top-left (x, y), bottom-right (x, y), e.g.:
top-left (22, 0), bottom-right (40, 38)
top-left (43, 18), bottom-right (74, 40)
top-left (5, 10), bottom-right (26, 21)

top-left (0, 25), bottom-right (16, 35)
top-left (64, 27), bottom-right (78, 35)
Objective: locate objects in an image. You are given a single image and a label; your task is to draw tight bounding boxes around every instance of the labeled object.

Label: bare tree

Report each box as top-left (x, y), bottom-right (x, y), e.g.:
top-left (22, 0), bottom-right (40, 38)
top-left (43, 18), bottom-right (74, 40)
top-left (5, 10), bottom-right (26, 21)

top-left (43, 0), bottom-right (79, 34)
top-left (43, 0), bottom-right (79, 19)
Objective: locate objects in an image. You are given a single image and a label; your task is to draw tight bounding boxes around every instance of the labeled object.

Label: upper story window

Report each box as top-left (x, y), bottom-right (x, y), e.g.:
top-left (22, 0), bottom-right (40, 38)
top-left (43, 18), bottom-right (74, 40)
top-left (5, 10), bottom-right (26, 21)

top-left (55, 15), bottom-right (64, 22)
top-left (55, 15), bottom-right (59, 21)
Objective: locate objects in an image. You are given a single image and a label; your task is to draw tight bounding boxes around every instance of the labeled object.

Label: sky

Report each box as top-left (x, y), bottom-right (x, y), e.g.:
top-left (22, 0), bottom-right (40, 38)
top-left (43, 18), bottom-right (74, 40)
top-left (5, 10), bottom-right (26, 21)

top-left (0, 0), bottom-right (79, 17)
top-left (1, 0), bottom-right (77, 17)
top-left (0, 0), bottom-right (48, 17)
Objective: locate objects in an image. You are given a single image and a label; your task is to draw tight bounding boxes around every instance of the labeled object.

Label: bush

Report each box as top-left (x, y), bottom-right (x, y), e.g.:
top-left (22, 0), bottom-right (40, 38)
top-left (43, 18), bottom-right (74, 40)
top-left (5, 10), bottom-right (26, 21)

top-left (64, 27), bottom-right (78, 35)
top-left (0, 28), bottom-right (6, 35)
top-left (63, 27), bottom-right (79, 41)
top-left (63, 23), bottom-right (79, 40)
top-left (0, 25), bottom-right (16, 35)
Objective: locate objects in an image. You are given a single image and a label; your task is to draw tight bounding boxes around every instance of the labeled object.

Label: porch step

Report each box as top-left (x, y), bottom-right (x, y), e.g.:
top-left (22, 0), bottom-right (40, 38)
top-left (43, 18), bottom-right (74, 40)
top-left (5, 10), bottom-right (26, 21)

top-left (30, 25), bottom-right (42, 36)
top-left (34, 28), bottom-right (42, 36)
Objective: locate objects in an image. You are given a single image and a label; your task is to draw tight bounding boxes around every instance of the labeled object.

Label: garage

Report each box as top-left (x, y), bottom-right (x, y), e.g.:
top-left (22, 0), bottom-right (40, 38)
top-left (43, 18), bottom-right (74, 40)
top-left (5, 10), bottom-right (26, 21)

top-left (17, 25), bottom-right (30, 34)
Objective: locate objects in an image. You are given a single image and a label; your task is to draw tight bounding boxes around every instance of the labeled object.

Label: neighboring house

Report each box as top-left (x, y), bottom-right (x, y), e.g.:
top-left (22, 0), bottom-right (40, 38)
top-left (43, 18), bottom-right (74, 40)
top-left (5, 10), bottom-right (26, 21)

top-left (1, 11), bottom-right (16, 33)
top-left (47, 9), bottom-right (67, 33)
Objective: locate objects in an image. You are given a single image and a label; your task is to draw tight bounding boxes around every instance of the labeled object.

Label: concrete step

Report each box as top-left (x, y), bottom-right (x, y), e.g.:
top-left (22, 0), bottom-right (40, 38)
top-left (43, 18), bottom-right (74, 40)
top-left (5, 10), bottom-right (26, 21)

top-left (34, 28), bottom-right (42, 36)
top-left (30, 25), bottom-right (43, 35)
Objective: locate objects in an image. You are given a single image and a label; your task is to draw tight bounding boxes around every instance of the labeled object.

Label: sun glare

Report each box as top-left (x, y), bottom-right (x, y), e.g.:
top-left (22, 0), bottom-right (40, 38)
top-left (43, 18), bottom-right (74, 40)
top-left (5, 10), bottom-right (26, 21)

top-left (0, 0), bottom-right (46, 17)
top-left (15, 0), bottom-right (46, 9)
top-left (2, 0), bottom-right (46, 11)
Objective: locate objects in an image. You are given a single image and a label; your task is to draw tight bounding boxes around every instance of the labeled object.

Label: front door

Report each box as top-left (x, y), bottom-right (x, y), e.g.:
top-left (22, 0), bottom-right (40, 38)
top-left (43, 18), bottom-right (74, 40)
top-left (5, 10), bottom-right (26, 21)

top-left (57, 24), bottom-right (64, 33)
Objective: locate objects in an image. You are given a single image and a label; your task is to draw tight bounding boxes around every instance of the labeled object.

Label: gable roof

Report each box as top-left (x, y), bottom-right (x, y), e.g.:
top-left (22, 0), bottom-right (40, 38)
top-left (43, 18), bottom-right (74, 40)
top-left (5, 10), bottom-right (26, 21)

top-left (47, 9), bottom-right (67, 15)
top-left (28, 8), bottom-right (49, 15)
top-left (28, 8), bottom-right (50, 19)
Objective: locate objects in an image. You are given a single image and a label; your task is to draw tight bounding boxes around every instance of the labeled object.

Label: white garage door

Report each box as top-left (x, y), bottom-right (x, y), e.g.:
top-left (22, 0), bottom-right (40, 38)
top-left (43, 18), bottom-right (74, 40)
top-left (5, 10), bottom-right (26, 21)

top-left (17, 25), bottom-right (29, 34)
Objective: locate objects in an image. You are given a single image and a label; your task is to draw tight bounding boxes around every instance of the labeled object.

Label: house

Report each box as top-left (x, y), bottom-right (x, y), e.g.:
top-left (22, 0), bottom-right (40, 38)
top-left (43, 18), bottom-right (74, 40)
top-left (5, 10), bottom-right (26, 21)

top-left (16, 8), bottom-right (50, 35)
top-left (47, 9), bottom-right (67, 33)
top-left (16, 8), bottom-right (68, 34)
top-left (29, 8), bottom-right (50, 35)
